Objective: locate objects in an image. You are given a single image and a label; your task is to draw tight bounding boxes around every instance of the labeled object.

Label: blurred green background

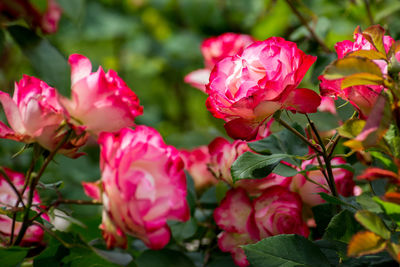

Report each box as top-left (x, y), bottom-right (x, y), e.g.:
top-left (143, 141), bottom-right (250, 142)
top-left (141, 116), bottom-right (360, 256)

top-left (1, 0), bottom-right (400, 258)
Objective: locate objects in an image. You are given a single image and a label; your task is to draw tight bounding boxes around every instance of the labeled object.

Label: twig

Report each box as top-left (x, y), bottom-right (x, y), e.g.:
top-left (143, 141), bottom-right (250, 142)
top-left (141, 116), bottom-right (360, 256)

top-left (305, 114), bottom-right (339, 197)
top-left (275, 116), bottom-right (322, 155)
top-left (14, 131), bottom-right (73, 246)
top-left (0, 168), bottom-right (25, 208)
top-left (285, 0), bottom-right (331, 53)
top-left (363, 0), bottom-right (374, 25)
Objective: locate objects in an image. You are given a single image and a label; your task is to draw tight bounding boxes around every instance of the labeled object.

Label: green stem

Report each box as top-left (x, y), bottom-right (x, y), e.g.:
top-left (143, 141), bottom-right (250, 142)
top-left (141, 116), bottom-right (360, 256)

top-left (14, 131), bottom-right (73, 246)
top-left (0, 168), bottom-right (25, 208)
top-left (285, 0), bottom-right (331, 53)
top-left (275, 117), bottom-right (322, 154)
top-left (305, 114), bottom-right (338, 197)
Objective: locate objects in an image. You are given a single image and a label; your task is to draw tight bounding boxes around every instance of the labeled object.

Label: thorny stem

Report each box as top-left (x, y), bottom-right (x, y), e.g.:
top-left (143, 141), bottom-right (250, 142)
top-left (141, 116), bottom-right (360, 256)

top-left (285, 0), bottom-right (331, 53)
top-left (10, 146), bottom-right (40, 243)
top-left (30, 199), bottom-right (102, 223)
top-left (305, 114), bottom-right (339, 198)
top-left (14, 131), bottom-right (73, 246)
top-left (275, 116), bottom-right (322, 154)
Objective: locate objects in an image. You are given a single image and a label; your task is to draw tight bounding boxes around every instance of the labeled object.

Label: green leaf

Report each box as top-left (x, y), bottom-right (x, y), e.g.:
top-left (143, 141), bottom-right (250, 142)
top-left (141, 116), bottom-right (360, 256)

top-left (323, 210), bottom-right (363, 243)
top-left (199, 186), bottom-right (217, 204)
top-left (314, 239), bottom-right (348, 265)
top-left (312, 204), bottom-right (337, 238)
top-left (384, 124), bottom-right (400, 159)
top-left (169, 217), bottom-right (198, 241)
top-left (356, 193), bottom-right (383, 213)
top-left (136, 249), bottom-right (195, 267)
top-left (243, 234), bottom-right (330, 267)
top-left (318, 193), bottom-right (358, 211)
top-left (62, 247), bottom-right (122, 267)
top-left (34, 237), bottom-right (69, 266)
top-left (231, 152), bottom-right (288, 182)
top-left (215, 182), bottom-right (229, 204)
top-left (373, 197), bottom-right (400, 227)
top-left (369, 150), bottom-right (398, 173)
top-left (89, 239), bottom-right (134, 266)
top-left (323, 57), bottom-right (383, 80)
top-left (355, 210), bottom-right (391, 240)
top-left (249, 123), bottom-right (308, 159)
top-left (0, 247), bottom-right (28, 267)
top-left (8, 26), bottom-right (70, 95)
top-left (272, 163), bottom-right (298, 177)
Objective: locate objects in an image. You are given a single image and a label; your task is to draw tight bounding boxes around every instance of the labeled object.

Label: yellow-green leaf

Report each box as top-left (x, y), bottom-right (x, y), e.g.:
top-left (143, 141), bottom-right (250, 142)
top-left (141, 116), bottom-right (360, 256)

top-left (346, 50), bottom-right (387, 60)
top-left (341, 73), bottom-right (383, 88)
top-left (338, 119), bottom-right (366, 139)
top-left (355, 210), bottom-right (391, 240)
top-left (323, 57), bottom-right (383, 80)
top-left (362, 25), bottom-right (387, 55)
top-left (348, 231), bottom-right (386, 257)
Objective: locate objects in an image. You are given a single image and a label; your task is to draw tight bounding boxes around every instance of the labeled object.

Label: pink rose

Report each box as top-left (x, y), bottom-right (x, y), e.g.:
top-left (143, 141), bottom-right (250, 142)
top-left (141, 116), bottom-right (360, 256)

top-left (180, 146), bottom-right (217, 190)
top-left (319, 29), bottom-right (394, 118)
top-left (318, 96), bottom-right (337, 115)
top-left (214, 188), bottom-right (259, 267)
top-left (61, 54), bottom-right (143, 136)
top-left (0, 168), bottom-right (47, 246)
top-left (291, 157), bottom-right (355, 207)
top-left (185, 33), bottom-right (255, 92)
top-left (0, 75), bottom-right (83, 156)
top-left (206, 37), bottom-right (320, 140)
top-left (253, 186), bottom-right (309, 238)
top-left (0, 0), bottom-right (62, 34)
top-left (84, 126), bottom-right (189, 249)
top-left (208, 137), bottom-right (290, 196)
top-left (40, 0), bottom-right (62, 34)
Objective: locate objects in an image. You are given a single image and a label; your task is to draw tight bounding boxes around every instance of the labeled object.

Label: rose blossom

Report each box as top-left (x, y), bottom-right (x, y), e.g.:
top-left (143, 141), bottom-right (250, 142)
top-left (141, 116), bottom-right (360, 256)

top-left (253, 186), bottom-right (309, 238)
top-left (180, 146), bottom-right (217, 190)
top-left (206, 37), bottom-right (320, 140)
top-left (214, 188), bottom-right (259, 267)
top-left (0, 75), bottom-right (83, 156)
top-left (60, 54), bottom-right (143, 136)
top-left (208, 137), bottom-right (290, 196)
top-left (291, 157), bottom-right (355, 207)
top-left (319, 28), bottom-right (394, 118)
top-left (83, 126), bottom-right (189, 249)
top-left (184, 33), bottom-right (255, 92)
top-left (0, 168), bottom-right (47, 246)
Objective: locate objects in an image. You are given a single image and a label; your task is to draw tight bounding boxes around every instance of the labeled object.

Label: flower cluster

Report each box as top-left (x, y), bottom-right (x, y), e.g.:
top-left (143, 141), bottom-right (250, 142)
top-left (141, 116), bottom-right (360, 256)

top-left (203, 137), bottom-right (355, 266)
top-left (0, 54), bottom-right (190, 250)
